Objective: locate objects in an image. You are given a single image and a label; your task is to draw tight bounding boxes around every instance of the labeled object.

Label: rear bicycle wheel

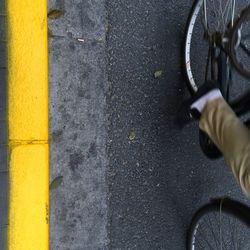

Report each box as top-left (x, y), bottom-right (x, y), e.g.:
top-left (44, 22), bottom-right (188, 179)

top-left (183, 0), bottom-right (250, 158)
top-left (187, 198), bottom-right (250, 250)
top-left (184, 0), bottom-right (249, 95)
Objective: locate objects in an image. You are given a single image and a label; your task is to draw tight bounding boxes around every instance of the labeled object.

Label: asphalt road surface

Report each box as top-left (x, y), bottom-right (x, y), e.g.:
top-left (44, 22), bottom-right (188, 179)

top-left (107, 0), bottom-right (250, 249)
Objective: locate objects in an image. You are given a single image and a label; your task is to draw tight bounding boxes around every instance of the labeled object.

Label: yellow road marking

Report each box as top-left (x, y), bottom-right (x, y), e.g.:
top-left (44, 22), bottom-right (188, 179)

top-left (7, 0), bottom-right (49, 249)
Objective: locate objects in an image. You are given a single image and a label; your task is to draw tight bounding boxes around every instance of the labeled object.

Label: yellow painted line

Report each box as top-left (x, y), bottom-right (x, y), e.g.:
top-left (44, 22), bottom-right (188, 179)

top-left (7, 0), bottom-right (49, 250)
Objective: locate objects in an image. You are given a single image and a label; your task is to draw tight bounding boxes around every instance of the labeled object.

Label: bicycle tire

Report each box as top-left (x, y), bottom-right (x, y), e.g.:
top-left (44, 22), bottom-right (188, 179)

top-left (187, 198), bottom-right (250, 250)
top-left (199, 129), bottom-right (222, 159)
top-left (230, 5), bottom-right (250, 79)
top-left (183, 0), bottom-right (203, 96)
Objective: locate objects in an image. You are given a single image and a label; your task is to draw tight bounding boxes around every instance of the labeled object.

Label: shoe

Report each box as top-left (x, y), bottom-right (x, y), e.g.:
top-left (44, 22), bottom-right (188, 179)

top-left (176, 81), bottom-right (221, 128)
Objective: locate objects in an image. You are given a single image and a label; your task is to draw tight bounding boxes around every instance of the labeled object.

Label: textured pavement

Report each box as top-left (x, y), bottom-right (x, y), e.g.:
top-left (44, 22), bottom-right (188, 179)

top-left (49, 1), bottom-right (250, 249)
top-left (49, 0), bottom-right (108, 249)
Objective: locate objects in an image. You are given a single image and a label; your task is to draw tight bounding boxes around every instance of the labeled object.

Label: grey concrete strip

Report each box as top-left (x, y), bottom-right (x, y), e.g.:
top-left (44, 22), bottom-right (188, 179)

top-left (48, 0), bottom-right (105, 41)
top-left (49, 0), bottom-right (108, 249)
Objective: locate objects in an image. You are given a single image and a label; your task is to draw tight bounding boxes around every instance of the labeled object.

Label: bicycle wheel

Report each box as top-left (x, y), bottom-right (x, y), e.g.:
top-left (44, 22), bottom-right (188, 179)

top-left (184, 0), bottom-right (250, 95)
top-left (184, 0), bottom-right (250, 158)
top-left (187, 198), bottom-right (250, 250)
top-left (230, 5), bottom-right (250, 79)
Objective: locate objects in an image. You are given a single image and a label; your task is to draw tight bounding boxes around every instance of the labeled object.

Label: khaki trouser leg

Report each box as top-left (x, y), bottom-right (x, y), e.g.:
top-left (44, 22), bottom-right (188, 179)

top-left (199, 98), bottom-right (250, 196)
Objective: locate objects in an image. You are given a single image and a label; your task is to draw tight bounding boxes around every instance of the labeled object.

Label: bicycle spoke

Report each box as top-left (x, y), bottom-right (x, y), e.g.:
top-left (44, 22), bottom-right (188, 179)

top-left (219, 202), bottom-right (225, 250)
top-left (224, 0), bottom-right (232, 25)
top-left (216, 1), bottom-right (222, 30)
top-left (206, 213), bottom-right (220, 249)
top-left (196, 222), bottom-right (215, 249)
top-left (219, 0), bottom-right (224, 29)
top-left (231, 0), bottom-right (236, 27)
top-left (195, 236), bottom-right (204, 249)
top-left (223, 0), bottom-right (232, 30)
top-left (206, 0), bottom-right (232, 32)
top-left (231, 216), bottom-right (236, 250)
top-left (220, 218), bottom-right (229, 250)
top-left (241, 34), bottom-right (250, 41)
top-left (203, 0), bottom-right (208, 30)
top-left (240, 42), bottom-right (250, 57)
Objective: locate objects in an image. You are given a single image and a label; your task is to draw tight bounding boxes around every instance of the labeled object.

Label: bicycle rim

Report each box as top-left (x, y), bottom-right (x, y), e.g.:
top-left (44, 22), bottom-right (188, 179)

top-left (187, 199), bottom-right (250, 250)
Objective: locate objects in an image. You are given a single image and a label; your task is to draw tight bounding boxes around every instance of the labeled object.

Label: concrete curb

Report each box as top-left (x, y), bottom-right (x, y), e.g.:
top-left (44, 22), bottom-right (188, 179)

top-left (7, 1), bottom-right (49, 249)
